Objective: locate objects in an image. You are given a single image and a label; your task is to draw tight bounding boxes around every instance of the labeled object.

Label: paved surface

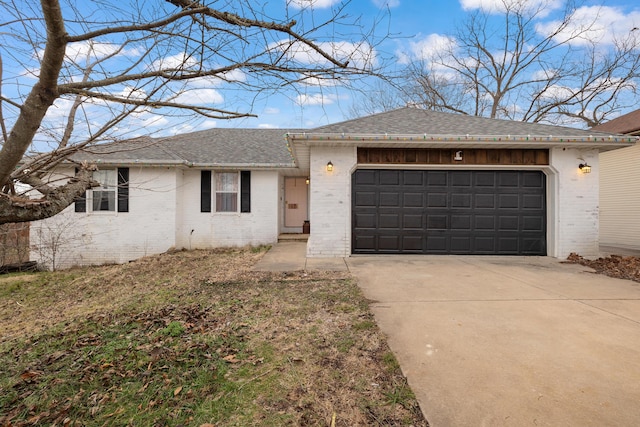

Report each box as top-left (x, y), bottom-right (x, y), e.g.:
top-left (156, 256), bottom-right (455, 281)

top-left (252, 241), bottom-right (349, 272)
top-left (347, 255), bottom-right (640, 427)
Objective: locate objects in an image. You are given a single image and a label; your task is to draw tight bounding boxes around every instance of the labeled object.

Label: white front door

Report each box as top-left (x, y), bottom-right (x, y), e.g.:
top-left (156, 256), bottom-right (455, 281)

top-left (284, 177), bottom-right (308, 229)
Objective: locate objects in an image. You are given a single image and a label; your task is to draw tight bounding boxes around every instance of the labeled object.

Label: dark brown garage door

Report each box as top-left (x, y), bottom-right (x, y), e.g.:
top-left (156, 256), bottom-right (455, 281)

top-left (352, 170), bottom-right (546, 255)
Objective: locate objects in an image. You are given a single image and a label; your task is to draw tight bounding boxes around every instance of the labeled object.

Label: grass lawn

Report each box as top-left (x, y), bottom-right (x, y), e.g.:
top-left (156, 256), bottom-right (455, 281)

top-left (0, 247), bottom-right (427, 426)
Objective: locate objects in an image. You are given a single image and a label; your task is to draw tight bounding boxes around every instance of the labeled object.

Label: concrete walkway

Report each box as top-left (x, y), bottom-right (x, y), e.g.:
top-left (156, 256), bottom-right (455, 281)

top-left (347, 255), bottom-right (640, 427)
top-left (252, 241), bottom-right (349, 271)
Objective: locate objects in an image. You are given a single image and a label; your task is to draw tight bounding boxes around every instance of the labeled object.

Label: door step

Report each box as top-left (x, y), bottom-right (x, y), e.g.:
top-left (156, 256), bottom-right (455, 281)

top-left (278, 233), bottom-right (309, 242)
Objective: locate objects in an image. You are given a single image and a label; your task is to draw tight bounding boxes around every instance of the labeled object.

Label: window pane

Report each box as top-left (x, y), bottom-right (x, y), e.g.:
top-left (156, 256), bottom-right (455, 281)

top-left (92, 190), bottom-right (115, 211)
top-left (216, 193), bottom-right (238, 212)
top-left (216, 173), bottom-right (238, 192)
top-left (94, 170), bottom-right (116, 188)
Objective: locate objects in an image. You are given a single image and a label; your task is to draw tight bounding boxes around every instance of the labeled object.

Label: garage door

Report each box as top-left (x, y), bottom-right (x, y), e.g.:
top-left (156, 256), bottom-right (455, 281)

top-left (352, 170), bottom-right (546, 255)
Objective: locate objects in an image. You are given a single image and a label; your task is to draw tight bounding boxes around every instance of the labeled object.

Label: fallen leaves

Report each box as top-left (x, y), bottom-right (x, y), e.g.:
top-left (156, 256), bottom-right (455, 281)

top-left (566, 253), bottom-right (640, 282)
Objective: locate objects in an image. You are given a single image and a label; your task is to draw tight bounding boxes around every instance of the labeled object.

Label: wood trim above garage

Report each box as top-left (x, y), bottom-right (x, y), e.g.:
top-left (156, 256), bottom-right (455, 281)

top-left (358, 148), bottom-right (549, 165)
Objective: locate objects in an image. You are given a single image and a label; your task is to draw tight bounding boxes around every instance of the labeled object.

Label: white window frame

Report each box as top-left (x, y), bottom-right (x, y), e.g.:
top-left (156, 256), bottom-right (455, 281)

top-left (89, 169), bottom-right (117, 212)
top-left (214, 171), bottom-right (239, 213)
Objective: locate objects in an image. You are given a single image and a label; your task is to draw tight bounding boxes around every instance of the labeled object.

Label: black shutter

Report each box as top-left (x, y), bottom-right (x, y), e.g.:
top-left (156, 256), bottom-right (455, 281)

top-left (201, 170), bottom-right (212, 212)
top-left (117, 168), bottom-right (129, 213)
top-left (74, 168), bottom-right (87, 212)
top-left (240, 171), bottom-right (251, 213)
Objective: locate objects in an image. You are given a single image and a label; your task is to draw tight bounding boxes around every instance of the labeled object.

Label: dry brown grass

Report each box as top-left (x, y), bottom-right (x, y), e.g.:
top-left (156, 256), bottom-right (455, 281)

top-left (0, 248), bottom-right (428, 426)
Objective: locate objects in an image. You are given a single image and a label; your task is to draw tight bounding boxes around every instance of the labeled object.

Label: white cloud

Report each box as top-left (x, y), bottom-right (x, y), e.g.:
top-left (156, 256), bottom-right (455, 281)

top-left (296, 93), bottom-right (335, 106)
top-left (401, 33), bottom-right (457, 63)
top-left (289, 0), bottom-right (340, 9)
top-left (372, 0), bottom-right (400, 8)
top-left (150, 53), bottom-right (199, 71)
top-left (271, 40), bottom-right (377, 70)
top-left (173, 88), bottom-right (224, 105)
top-left (536, 6), bottom-right (640, 46)
top-left (258, 123), bottom-right (278, 129)
top-left (62, 41), bottom-right (140, 64)
top-left (459, 0), bottom-right (562, 16)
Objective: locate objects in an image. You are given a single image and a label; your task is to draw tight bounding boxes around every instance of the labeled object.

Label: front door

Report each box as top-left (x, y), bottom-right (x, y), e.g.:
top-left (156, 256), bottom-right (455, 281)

top-left (284, 177), bottom-right (309, 230)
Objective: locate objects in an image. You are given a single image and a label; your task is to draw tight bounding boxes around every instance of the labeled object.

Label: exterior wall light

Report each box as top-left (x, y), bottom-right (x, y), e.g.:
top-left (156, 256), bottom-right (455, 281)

top-left (326, 161), bottom-right (333, 172)
top-left (579, 163), bottom-right (591, 173)
top-left (305, 177), bottom-right (310, 184)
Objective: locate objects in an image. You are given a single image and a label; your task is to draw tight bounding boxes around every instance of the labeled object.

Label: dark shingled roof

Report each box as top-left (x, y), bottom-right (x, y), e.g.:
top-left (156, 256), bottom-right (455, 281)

top-left (591, 109), bottom-right (640, 135)
top-left (71, 128), bottom-right (297, 167)
top-left (311, 107), bottom-right (613, 137)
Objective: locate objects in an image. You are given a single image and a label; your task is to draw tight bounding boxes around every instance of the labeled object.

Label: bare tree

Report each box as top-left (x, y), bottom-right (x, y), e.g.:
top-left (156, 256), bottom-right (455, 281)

top-left (0, 0), bottom-right (380, 224)
top-left (356, 0), bottom-right (640, 127)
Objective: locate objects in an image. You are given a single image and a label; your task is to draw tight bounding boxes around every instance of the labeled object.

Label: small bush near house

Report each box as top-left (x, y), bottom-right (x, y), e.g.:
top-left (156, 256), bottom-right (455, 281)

top-left (0, 248), bottom-right (427, 426)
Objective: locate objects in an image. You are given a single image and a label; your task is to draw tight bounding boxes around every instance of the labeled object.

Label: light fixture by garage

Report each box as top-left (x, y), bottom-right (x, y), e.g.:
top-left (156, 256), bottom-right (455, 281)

top-left (578, 159), bottom-right (591, 173)
top-left (326, 161), bottom-right (333, 172)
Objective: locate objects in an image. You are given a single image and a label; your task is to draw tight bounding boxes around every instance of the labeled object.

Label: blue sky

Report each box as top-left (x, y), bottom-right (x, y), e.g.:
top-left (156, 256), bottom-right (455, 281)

top-left (3, 0), bottom-right (640, 145)
top-left (227, 0), bottom-right (640, 130)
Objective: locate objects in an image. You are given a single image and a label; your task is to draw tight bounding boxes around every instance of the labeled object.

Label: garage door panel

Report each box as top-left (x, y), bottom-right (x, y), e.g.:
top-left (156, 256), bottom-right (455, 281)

top-left (475, 172), bottom-right (496, 187)
top-left (451, 172), bottom-right (472, 187)
top-left (403, 214), bottom-right (424, 229)
top-left (451, 215), bottom-right (472, 230)
top-left (380, 192), bottom-right (400, 206)
top-left (379, 170), bottom-right (400, 185)
top-left (403, 235), bottom-right (423, 251)
top-left (475, 216), bottom-right (496, 230)
top-left (355, 170), bottom-right (377, 185)
top-left (499, 216), bottom-right (519, 231)
top-left (451, 194), bottom-right (472, 208)
top-left (522, 216), bottom-right (544, 231)
top-left (475, 194), bottom-right (496, 209)
top-left (451, 237), bottom-right (471, 252)
top-left (498, 194), bottom-right (519, 208)
top-left (355, 191), bottom-right (376, 207)
top-left (426, 235), bottom-right (448, 251)
top-left (427, 215), bottom-right (448, 230)
top-left (354, 212), bottom-right (377, 228)
top-left (427, 171), bottom-right (448, 186)
top-left (523, 194), bottom-right (544, 209)
top-left (404, 193), bottom-right (424, 207)
top-left (379, 235), bottom-right (400, 251)
top-left (379, 214), bottom-right (400, 229)
top-left (427, 193), bottom-right (447, 207)
top-left (404, 171), bottom-right (425, 185)
top-left (352, 170), bottom-right (546, 255)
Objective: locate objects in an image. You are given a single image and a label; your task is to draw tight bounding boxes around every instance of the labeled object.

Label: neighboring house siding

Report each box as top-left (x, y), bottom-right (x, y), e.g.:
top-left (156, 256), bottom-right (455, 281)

top-left (307, 146), bottom-right (357, 257)
top-left (176, 169), bottom-right (280, 250)
top-left (600, 144), bottom-right (640, 250)
top-left (551, 148), bottom-right (600, 258)
top-left (31, 167), bottom-right (178, 269)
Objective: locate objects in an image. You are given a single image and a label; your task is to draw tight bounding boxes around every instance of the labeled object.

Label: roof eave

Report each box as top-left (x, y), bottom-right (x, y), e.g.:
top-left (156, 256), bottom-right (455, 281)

top-left (287, 133), bottom-right (637, 152)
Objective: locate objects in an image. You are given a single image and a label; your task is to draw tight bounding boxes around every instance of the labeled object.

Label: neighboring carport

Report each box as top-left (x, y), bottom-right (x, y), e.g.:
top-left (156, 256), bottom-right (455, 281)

top-left (348, 255), bottom-right (640, 426)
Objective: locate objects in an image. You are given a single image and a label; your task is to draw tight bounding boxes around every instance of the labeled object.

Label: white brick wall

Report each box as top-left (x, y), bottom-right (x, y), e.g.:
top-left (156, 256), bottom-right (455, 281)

top-left (177, 169), bottom-right (280, 249)
top-left (31, 167), bottom-right (178, 269)
top-left (307, 146), bottom-right (357, 257)
top-left (550, 148), bottom-right (600, 258)
top-left (31, 167), bottom-right (281, 269)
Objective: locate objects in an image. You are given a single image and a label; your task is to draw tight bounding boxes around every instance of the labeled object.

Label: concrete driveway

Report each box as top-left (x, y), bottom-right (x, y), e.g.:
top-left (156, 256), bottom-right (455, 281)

top-left (347, 256), bottom-right (640, 426)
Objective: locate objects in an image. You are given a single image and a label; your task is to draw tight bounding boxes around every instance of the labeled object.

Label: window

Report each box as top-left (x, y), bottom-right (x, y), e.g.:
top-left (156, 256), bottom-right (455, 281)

top-left (200, 170), bottom-right (250, 213)
top-left (92, 170), bottom-right (116, 211)
top-left (74, 168), bottom-right (129, 213)
top-left (215, 172), bottom-right (238, 212)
